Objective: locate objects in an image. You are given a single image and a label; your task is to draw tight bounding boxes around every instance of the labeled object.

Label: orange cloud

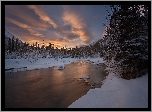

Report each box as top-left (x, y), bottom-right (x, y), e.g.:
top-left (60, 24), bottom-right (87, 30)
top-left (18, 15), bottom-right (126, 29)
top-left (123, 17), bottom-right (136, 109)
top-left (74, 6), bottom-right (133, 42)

top-left (6, 17), bottom-right (29, 29)
top-left (5, 5), bottom-right (50, 31)
top-left (6, 17), bottom-right (70, 47)
top-left (6, 17), bottom-right (44, 38)
top-left (62, 10), bottom-right (93, 45)
top-left (27, 5), bottom-right (58, 29)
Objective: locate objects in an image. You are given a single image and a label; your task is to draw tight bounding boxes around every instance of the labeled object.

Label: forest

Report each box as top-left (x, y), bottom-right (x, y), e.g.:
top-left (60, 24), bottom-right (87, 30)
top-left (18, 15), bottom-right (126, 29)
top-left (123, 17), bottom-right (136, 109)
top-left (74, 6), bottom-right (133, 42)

top-left (5, 5), bottom-right (148, 80)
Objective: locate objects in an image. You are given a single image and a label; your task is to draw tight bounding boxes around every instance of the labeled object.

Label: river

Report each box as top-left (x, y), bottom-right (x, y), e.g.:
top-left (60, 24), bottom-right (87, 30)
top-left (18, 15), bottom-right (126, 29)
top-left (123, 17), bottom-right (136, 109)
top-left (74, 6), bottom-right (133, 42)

top-left (5, 60), bottom-right (108, 108)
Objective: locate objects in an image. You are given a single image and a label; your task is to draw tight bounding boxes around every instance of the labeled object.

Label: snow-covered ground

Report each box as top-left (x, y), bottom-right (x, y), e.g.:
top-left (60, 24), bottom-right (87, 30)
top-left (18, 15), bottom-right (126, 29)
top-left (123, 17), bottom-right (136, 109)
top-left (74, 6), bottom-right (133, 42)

top-left (5, 57), bottom-right (103, 72)
top-left (69, 72), bottom-right (148, 108)
top-left (5, 57), bottom-right (148, 108)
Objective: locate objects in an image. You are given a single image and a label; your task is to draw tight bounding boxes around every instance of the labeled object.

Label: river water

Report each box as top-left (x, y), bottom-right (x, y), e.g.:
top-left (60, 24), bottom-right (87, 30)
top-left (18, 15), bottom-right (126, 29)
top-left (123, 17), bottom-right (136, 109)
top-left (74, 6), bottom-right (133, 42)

top-left (5, 60), bottom-right (108, 108)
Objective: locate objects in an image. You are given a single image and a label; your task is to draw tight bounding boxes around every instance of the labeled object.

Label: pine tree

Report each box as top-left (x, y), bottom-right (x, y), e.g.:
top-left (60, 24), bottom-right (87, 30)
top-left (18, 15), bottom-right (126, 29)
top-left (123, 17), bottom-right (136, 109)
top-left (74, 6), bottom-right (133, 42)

top-left (12, 36), bottom-right (15, 52)
top-left (15, 38), bottom-right (19, 52)
top-left (103, 5), bottom-right (148, 79)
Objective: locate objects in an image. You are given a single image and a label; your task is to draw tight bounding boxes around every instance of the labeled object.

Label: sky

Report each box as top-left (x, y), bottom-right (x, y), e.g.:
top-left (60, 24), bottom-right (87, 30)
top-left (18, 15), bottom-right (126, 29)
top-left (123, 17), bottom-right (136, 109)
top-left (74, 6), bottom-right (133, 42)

top-left (5, 5), bottom-right (112, 48)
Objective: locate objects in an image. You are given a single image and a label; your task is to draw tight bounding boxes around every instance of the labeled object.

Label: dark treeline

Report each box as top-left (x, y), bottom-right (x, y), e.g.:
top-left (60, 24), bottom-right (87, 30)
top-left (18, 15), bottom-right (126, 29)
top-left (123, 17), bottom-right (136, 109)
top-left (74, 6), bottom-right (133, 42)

top-left (5, 5), bottom-right (148, 79)
top-left (5, 31), bottom-right (104, 60)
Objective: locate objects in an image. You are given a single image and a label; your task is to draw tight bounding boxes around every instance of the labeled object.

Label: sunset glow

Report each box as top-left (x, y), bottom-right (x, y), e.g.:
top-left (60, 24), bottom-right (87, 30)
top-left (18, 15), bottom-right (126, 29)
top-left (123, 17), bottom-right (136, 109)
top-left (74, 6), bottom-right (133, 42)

top-left (5, 5), bottom-right (111, 48)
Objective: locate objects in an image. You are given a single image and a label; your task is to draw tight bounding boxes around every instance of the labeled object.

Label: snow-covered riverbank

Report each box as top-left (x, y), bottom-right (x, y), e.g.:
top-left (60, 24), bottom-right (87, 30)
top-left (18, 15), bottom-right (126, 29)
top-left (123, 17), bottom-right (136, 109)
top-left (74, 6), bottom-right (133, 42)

top-left (68, 72), bottom-right (148, 108)
top-left (5, 57), bottom-right (104, 72)
top-left (5, 57), bottom-right (148, 108)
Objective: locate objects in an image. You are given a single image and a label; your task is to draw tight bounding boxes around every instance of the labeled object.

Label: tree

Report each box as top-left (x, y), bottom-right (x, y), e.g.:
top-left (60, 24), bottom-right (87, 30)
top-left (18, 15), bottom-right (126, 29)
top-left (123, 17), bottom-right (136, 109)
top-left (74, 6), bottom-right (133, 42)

top-left (11, 36), bottom-right (15, 52)
top-left (15, 38), bottom-right (19, 52)
top-left (103, 5), bottom-right (148, 79)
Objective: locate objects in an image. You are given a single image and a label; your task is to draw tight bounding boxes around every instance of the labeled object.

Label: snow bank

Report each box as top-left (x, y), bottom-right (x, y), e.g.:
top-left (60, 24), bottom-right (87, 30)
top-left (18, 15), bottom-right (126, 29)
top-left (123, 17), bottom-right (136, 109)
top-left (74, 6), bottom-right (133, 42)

top-left (68, 73), bottom-right (148, 108)
top-left (5, 57), bottom-right (148, 108)
top-left (5, 57), bottom-right (104, 72)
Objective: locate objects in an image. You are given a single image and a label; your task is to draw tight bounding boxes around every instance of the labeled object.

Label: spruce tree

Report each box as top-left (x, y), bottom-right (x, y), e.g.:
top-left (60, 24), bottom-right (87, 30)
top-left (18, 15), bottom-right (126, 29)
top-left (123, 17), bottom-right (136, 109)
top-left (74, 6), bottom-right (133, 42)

top-left (12, 36), bottom-right (15, 52)
top-left (103, 5), bottom-right (148, 79)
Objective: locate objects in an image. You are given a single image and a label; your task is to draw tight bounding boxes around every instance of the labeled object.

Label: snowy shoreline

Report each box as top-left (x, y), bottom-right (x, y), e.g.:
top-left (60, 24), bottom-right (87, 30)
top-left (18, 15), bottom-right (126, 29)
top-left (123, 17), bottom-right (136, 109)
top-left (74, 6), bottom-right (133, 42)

top-left (5, 57), bottom-right (148, 108)
top-left (5, 57), bottom-right (104, 73)
top-left (68, 73), bottom-right (148, 108)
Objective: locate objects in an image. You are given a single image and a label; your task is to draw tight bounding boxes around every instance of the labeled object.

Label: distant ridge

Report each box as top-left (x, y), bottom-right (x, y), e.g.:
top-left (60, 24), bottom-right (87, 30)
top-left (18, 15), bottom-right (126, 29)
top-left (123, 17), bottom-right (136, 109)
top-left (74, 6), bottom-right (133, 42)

top-left (5, 29), bottom-right (23, 44)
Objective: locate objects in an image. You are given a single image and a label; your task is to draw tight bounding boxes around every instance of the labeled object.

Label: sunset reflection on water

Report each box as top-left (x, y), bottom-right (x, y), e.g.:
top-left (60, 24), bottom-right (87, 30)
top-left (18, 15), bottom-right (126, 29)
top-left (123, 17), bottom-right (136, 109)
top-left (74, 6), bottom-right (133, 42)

top-left (5, 61), bottom-right (108, 108)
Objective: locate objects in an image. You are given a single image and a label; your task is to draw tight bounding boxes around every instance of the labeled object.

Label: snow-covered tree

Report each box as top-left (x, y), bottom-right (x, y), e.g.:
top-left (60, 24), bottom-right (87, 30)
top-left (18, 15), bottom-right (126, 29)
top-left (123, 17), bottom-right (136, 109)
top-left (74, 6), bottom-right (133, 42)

top-left (103, 5), bottom-right (148, 79)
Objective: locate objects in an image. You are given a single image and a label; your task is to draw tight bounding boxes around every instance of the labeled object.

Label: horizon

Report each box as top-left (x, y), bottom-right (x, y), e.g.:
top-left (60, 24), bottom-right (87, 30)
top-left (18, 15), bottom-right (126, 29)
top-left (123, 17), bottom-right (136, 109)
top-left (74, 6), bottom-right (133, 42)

top-left (5, 28), bottom-right (102, 49)
top-left (5, 5), bottom-right (112, 48)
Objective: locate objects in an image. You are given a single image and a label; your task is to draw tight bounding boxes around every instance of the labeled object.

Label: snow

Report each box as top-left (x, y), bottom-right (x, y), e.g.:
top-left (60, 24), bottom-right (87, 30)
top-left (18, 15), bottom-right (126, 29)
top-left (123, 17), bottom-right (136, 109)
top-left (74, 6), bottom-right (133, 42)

top-left (68, 72), bottom-right (148, 108)
top-left (5, 57), bottom-right (148, 108)
top-left (5, 29), bottom-right (13, 39)
top-left (5, 57), bottom-right (104, 72)
top-left (90, 85), bottom-right (95, 89)
top-left (81, 76), bottom-right (90, 79)
top-left (57, 65), bottom-right (65, 70)
top-left (5, 29), bottom-right (22, 43)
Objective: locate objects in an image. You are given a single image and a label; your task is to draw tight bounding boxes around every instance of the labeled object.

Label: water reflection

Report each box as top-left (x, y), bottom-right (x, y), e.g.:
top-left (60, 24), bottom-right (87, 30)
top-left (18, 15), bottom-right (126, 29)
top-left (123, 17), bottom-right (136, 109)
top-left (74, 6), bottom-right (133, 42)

top-left (62, 60), bottom-right (108, 87)
top-left (5, 60), bottom-right (108, 108)
top-left (51, 67), bottom-right (64, 85)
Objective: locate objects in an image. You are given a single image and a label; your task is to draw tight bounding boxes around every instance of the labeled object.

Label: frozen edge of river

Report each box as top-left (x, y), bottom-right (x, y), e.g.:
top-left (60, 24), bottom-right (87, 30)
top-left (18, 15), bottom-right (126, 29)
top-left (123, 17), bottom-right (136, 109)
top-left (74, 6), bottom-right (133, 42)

top-left (68, 72), bottom-right (148, 108)
top-left (5, 57), bottom-right (104, 73)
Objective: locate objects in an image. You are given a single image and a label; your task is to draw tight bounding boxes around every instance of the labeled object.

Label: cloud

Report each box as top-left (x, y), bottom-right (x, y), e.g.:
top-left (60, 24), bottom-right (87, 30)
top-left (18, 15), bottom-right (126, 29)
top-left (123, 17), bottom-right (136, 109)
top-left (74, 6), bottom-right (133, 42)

top-left (5, 5), bottom-right (50, 31)
top-left (6, 17), bottom-right (44, 37)
top-left (5, 5), bottom-right (95, 48)
top-left (28, 28), bottom-right (44, 37)
top-left (27, 5), bottom-right (58, 29)
top-left (6, 17), bottom-right (30, 29)
top-left (62, 9), bottom-right (93, 44)
top-left (66, 33), bottom-right (79, 40)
